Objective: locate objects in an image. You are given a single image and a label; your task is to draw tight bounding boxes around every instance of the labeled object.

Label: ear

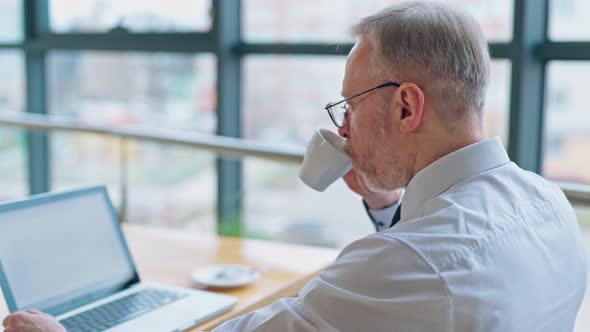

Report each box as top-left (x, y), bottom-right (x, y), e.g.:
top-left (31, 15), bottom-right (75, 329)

top-left (396, 82), bottom-right (425, 133)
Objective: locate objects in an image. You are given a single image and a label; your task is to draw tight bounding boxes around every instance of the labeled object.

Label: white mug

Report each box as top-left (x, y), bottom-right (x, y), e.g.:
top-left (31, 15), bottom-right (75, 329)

top-left (299, 128), bottom-right (353, 192)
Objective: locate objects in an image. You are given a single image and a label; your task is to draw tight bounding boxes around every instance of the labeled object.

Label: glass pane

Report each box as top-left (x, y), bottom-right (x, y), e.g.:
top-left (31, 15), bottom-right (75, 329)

top-left (244, 159), bottom-right (374, 248)
top-left (0, 51), bottom-right (26, 201)
top-left (242, 56), bottom-right (511, 247)
top-left (574, 204), bottom-right (590, 332)
top-left (0, 52), bottom-right (24, 112)
top-left (544, 62), bottom-right (590, 186)
top-left (0, 0), bottom-right (22, 42)
top-left (127, 143), bottom-right (216, 231)
top-left (484, 60), bottom-right (511, 146)
top-left (50, 0), bottom-right (212, 33)
top-left (51, 132), bottom-right (121, 199)
top-left (549, 0), bottom-right (590, 40)
top-left (244, 0), bottom-right (513, 42)
top-left (48, 51), bottom-right (216, 133)
top-left (243, 56), bottom-right (342, 145)
top-left (51, 135), bottom-right (216, 231)
top-left (49, 51), bottom-right (217, 230)
top-left (0, 128), bottom-right (26, 201)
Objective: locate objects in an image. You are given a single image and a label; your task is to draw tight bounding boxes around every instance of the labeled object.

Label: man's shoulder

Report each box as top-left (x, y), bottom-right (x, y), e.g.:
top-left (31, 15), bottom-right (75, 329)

top-left (337, 232), bottom-right (426, 264)
top-left (456, 160), bottom-right (566, 204)
top-left (331, 232), bottom-right (440, 278)
top-left (316, 232), bottom-right (448, 301)
top-left (383, 161), bottom-right (579, 273)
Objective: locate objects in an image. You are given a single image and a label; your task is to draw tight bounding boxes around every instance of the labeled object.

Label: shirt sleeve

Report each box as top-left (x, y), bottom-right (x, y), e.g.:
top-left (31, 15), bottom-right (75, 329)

top-left (212, 234), bottom-right (450, 332)
top-left (364, 189), bottom-right (404, 231)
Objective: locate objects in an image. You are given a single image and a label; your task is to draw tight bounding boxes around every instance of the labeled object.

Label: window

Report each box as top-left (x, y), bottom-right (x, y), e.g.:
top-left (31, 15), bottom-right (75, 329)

top-left (243, 56), bottom-right (343, 145)
top-left (47, 52), bottom-right (216, 132)
top-left (0, 51), bottom-right (26, 201)
top-left (48, 51), bottom-right (217, 230)
top-left (575, 206), bottom-right (590, 229)
top-left (8, 1), bottom-right (589, 241)
top-left (543, 62), bottom-right (590, 186)
top-left (50, 132), bottom-right (122, 201)
top-left (49, 0), bottom-right (212, 33)
top-left (575, 203), bottom-right (590, 331)
top-left (549, 0), bottom-right (590, 40)
top-left (127, 143), bottom-right (216, 231)
top-left (244, 0), bottom-right (513, 42)
top-left (243, 159), bottom-right (374, 248)
top-left (0, 0), bottom-right (22, 42)
top-left (484, 60), bottom-right (511, 146)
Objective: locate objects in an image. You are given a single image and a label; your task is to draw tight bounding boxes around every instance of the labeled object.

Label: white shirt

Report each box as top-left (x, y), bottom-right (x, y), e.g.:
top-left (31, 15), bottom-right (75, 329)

top-left (215, 137), bottom-right (588, 332)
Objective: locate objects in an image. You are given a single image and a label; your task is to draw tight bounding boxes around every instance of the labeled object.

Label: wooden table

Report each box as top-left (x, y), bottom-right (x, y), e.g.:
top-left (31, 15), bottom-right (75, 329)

top-left (0, 224), bottom-right (340, 331)
top-left (126, 224), bottom-right (340, 330)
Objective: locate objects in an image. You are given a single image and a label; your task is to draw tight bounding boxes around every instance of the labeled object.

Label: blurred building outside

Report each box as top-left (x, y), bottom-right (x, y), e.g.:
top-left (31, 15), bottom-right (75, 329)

top-left (0, 0), bottom-right (588, 248)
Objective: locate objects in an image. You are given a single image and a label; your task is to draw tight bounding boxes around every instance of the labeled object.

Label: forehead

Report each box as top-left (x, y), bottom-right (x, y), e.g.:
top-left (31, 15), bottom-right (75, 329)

top-left (342, 38), bottom-right (374, 97)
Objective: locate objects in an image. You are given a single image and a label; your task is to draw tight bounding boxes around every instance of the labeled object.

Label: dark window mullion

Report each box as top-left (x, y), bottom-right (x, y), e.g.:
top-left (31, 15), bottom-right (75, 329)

top-left (237, 42), bottom-right (513, 58)
top-left (23, 0), bottom-right (50, 195)
top-left (536, 42), bottom-right (590, 61)
top-left (27, 32), bottom-right (216, 53)
top-left (214, 0), bottom-right (242, 235)
top-left (507, 0), bottom-right (548, 173)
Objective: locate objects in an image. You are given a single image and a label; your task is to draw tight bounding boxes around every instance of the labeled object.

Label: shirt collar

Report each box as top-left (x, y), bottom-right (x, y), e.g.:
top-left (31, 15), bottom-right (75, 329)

top-left (401, 137), bottom-right (510, 221)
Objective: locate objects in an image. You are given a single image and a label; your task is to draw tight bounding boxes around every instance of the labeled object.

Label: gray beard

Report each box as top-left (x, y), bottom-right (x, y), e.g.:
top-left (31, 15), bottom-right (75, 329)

top-left (356, 152), bottom-right (409, 192)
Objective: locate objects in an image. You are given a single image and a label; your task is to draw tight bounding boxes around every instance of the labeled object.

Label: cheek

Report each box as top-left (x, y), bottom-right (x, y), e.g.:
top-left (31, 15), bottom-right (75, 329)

top-left (349, 111), bottom-right (366, 137)
top-left (349, 127), bottom-right (373, 161)
top-left (350, 111), bottom-right (377, 143)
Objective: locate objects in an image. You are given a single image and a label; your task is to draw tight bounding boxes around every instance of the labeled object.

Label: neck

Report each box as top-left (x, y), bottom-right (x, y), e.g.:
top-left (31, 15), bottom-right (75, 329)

top-left (411, 131), bottom-right (484, 178)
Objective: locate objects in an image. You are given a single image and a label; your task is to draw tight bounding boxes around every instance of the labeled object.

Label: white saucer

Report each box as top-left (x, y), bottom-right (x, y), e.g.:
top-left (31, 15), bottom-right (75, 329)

top-left (192, 264), bottom-right (260, 288)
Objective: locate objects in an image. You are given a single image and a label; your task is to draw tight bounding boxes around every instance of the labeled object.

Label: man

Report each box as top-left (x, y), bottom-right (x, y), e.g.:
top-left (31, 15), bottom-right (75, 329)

top-left (4, 2), bottom-right (588, 331)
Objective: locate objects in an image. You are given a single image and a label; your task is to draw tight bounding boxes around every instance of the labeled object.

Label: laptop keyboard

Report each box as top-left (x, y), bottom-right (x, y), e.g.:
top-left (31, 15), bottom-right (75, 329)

top-left (59, 288), bottom-right (188, 332)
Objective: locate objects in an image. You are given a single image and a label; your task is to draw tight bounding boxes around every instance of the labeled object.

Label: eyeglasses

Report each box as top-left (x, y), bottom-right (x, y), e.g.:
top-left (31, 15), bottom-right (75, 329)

top-left (325, 82), bottom-right (401, 128)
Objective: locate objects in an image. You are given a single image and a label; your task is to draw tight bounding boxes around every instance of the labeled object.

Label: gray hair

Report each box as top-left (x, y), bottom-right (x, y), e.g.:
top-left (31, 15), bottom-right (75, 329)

top-left (352, 1), bottom-right (490, 125)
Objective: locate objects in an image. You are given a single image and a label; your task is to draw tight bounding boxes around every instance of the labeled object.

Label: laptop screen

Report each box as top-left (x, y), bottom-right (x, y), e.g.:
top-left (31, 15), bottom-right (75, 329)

top-left (0, 187), bottom-right (138, 315)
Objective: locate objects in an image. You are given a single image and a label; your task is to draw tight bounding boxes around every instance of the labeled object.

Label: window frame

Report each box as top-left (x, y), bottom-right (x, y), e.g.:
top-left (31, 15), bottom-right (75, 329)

top-left (1, 0), bottom-right (588, 235)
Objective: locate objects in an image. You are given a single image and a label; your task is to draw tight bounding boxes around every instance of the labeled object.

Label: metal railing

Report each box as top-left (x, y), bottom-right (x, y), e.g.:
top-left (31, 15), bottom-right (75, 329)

top-left (0, 112), bottom-right (305, 220)
top-left (0, 112), bottom-right (305, 163)
top-left (1, 112), bottom-right (589, 210)
top-left (558, 182), bottom-right (590, 208)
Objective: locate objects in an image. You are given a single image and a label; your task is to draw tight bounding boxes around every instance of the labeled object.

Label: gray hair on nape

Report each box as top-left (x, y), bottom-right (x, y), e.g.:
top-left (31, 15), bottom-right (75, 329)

top-left (352, 1), bottom-right (490, 131)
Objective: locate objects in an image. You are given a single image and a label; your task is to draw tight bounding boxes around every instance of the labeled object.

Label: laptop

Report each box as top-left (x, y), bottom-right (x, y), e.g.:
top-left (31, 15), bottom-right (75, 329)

top-left (0, 186), bottom-right (237, 332)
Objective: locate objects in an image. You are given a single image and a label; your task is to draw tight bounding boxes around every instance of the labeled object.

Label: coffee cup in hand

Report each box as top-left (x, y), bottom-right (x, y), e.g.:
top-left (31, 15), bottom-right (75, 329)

top-left (299, 128), bottom-right (353, 192)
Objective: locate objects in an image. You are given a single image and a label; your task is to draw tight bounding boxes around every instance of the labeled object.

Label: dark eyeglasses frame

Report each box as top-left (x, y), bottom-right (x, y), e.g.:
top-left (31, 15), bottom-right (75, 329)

top-left (324, 82), bottom-right (401, 128)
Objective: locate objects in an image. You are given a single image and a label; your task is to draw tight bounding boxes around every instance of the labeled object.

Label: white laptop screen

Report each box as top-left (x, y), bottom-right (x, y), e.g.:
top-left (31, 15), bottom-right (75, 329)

top-left (0, 188), bottom-right (137, 315)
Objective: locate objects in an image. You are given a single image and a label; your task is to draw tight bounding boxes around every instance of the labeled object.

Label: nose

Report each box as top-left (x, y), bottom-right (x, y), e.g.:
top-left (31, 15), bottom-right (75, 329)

top-left (337, 111), bottom-right (350, 138)
top-left (338, 121), bottom-right (350, 139)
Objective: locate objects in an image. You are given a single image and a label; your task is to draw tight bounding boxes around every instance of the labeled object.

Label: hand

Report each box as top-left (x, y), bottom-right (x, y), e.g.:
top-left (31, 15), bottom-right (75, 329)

top-left (342, 169), bottom-right (401, 210)
top-left (3, 310), bottom-right (66, 332)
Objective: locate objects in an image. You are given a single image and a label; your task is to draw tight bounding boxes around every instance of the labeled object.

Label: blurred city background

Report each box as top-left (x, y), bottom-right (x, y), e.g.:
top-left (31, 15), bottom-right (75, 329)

top-left (0, 0), bottom-right (588, 250)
